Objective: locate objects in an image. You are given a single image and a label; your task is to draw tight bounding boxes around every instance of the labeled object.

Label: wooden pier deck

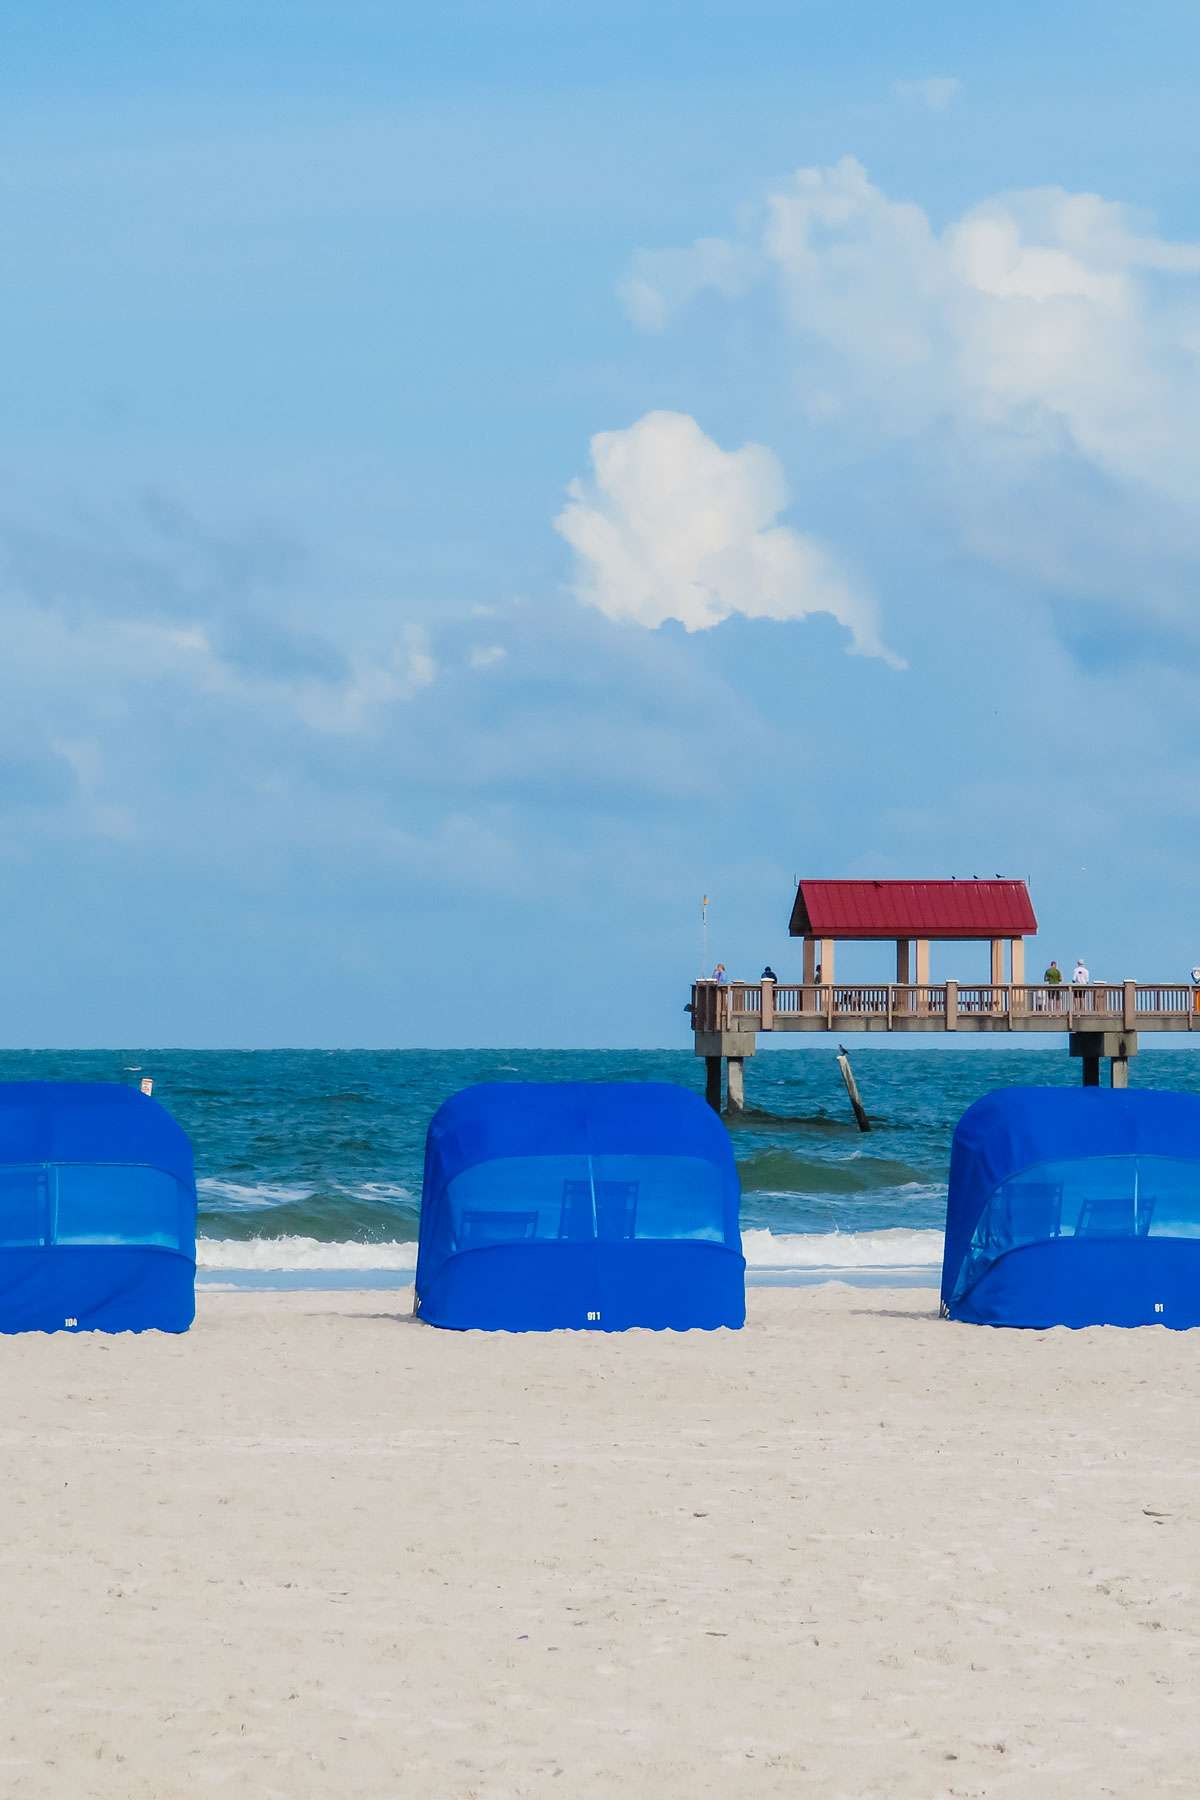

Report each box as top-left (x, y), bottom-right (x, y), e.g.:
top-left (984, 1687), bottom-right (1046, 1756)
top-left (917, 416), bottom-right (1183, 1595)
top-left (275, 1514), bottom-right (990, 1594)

top-left (691, 979), bottom-right (1199, 1108)
top-left (692, 980), bottom-right (1199, 1037)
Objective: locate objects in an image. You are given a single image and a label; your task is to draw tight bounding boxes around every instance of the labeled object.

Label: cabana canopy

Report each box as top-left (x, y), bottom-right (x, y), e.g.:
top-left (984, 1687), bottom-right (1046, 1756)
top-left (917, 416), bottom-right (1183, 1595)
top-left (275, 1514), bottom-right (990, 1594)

top-left (0, 1082), bottom-right (196, 1333)
top-left (416, 1082), bottom-right (745, 1331)
top-left (942, 1087), bottom-right (1200, 1328)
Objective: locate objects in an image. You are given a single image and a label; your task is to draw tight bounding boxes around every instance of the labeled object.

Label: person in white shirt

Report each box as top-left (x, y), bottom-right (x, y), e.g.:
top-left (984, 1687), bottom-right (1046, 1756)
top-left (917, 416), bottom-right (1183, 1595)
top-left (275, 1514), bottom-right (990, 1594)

top-left (1072, 959), bottom-right (1091, 1012)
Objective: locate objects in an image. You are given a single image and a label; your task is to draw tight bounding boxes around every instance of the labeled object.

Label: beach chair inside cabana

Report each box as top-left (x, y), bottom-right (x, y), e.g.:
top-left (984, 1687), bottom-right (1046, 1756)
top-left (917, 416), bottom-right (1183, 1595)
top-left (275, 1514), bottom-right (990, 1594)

top-left (0, 1082), bottom-right (197, 1333)
top-left (941, 1087), bottom-right (1200, 1329)
top-left (558, 1178), bottom-right (638, 1241)
top-left (415, 1082), bottom-right (744, 1332)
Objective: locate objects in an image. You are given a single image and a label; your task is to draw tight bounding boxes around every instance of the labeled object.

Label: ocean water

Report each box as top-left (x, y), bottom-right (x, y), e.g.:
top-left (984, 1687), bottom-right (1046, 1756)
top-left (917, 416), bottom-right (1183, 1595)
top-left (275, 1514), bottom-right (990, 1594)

top-left (6, 1046), bottom-right (1199, 1288)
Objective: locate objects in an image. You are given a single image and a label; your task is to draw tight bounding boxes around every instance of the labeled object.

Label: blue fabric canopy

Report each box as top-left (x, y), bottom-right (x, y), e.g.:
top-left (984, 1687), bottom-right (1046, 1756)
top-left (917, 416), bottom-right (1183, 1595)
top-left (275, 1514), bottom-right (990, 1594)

top-left (942, 1087), bottom-right (1200, 1328)
top-left (416, 1082), bottom-right (745, 1331)
top-left (0, 1082), bottom-right (196, 1333)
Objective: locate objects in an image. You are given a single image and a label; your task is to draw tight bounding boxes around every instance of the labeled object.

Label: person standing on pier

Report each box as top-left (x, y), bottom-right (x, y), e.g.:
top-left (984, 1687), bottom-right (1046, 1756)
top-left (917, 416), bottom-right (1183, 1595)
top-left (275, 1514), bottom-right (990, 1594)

top-left (1072, 958), bottom-right (1091, 1012)
top-left (1043, 959), bottom-right (1063, 1012)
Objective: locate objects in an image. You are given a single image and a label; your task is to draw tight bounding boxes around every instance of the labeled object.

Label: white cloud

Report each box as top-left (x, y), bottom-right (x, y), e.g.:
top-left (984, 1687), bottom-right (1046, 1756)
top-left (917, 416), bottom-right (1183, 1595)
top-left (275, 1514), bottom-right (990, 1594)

top-left (893, 76), bottom-right (962, 113)
top-left (554, 409), bottom-right (901, 664)
top-left (618, 236), bottom-right (755, 332)
top-left (468, 643), bottom-right (507, 669)
top-left (620, 158), bottom-right (1200, 516)
top-left (290, 625), bottom-right (437, 732)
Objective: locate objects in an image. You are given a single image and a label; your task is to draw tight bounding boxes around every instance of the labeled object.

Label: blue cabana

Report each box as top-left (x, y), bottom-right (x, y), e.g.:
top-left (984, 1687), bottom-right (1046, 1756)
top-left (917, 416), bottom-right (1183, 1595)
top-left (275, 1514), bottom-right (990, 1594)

top-left (0, 1082), bottom-right (196, 1333)
top-left (415, 1082), bottom-right (745, 1331)
top-left (942, 1087), bottom-right (1200, 1329)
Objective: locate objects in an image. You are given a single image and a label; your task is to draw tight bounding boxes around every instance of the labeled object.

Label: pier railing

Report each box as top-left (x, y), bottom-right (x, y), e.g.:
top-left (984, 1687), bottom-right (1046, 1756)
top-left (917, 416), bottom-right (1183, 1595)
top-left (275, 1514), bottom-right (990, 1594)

top-left (692, 980), bottom-right (1199, 1034)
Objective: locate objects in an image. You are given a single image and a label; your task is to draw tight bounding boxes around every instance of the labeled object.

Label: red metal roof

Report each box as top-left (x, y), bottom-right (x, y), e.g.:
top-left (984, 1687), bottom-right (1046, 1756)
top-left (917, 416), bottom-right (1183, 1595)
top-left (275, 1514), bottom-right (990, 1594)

top-left (788, 879), bottom-right (1037, 941)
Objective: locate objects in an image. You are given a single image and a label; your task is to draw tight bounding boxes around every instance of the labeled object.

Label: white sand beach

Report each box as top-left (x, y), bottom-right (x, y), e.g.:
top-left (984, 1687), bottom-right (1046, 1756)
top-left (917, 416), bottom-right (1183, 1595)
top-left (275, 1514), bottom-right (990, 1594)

top-left (1, 1286), bottom-right (1198, 1798)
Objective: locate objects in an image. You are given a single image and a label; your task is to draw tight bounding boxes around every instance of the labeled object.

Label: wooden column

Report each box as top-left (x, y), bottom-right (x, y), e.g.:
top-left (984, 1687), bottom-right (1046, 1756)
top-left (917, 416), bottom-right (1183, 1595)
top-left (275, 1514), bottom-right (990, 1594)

top-left (726, 1057), bottom-right (745, 1114)
top-left (760, 978), bottom-right (775, 1029)
top-left (915, 939), bottom-right (929, 1013)
top-left (990, 938), bottom-right (1004, 1014)
top-left (895, 939), bottom-right (911, 1013)
top-left (1009, 938), bottom-right (1025, 986)
top-left (802, 938), bottom-right (817, 1011)
top-left (1110, 1056), bottom-right (1129, 1090)
top-left (819, 939), bottom-right (835, 988)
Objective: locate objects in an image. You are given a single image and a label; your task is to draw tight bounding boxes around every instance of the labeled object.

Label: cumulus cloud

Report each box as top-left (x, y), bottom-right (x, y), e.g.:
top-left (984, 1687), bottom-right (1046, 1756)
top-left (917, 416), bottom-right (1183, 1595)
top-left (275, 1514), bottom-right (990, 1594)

top-left (554, 410), bottom-right (901, 664)
top-left (620, 158), bottom-right (1200, 507)
top-left (893, 76), bottom-right (962, 112)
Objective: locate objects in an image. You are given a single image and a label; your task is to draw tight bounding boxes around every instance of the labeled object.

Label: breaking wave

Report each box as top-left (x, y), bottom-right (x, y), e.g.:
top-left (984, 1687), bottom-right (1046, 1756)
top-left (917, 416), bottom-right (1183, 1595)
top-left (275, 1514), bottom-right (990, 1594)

top-left (198, 1236), bottom-right (419, 1271)
top-left (196, 1227), bottom-right (941, 1275)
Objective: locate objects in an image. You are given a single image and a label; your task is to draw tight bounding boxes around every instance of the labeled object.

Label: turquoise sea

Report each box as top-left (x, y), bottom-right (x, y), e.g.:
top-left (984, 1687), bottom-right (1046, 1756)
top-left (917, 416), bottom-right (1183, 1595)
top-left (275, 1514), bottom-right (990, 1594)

top-left (6, 1047), bottom-right (1199, 1288)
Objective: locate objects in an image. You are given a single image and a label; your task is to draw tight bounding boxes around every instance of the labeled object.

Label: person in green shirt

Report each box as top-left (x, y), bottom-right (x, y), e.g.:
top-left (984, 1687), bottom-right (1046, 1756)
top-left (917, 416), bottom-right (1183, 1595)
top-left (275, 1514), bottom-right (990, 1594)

top-left (1043, 960), bottom-right (1063, 1011)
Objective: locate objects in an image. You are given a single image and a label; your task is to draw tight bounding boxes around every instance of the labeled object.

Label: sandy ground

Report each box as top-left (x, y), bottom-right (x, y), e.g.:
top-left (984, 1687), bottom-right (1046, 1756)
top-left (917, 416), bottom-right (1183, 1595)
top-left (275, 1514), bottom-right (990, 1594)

top-left (0, 1288), bottom-right (1198, 1799)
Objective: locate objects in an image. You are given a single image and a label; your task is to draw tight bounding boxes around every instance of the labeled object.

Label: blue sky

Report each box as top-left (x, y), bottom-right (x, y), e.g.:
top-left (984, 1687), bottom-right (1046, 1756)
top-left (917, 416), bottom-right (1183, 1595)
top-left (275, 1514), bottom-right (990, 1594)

top-left (2, 0), bottom-right (1199, 1046)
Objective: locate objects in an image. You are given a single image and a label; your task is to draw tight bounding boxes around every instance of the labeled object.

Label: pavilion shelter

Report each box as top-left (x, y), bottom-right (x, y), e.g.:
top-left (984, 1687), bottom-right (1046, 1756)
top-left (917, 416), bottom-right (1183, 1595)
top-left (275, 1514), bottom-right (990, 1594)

top-left (416, 1082), bottom-right (745, 1332)
top-left (0, 1082), bottom-right (197, 1333)
top-left (942, 1087), bottom-right (1200, 1328)
top-left (787, 878), bottom-right (1037, 990)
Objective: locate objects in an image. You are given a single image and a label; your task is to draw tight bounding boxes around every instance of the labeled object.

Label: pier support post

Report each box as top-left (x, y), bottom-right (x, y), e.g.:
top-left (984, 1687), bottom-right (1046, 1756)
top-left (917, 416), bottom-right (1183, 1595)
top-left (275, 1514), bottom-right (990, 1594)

top-left (1070, 1030), bottom-right (1138, 1090)
top-left (697, 1030), bottom-right (756, 1114)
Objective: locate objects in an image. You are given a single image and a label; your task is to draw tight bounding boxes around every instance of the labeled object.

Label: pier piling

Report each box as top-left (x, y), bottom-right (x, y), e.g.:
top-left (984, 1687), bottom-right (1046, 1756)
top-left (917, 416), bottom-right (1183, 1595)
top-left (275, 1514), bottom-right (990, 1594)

top-left (837, 1047), bottom-right (871, 1132)
top-left (1069, 1030), bottom-right (1137, 1089)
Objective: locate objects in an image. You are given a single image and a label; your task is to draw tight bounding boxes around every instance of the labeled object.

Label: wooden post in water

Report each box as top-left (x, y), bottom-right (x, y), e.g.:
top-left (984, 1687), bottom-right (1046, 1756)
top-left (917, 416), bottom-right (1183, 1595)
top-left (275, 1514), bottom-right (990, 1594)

top-left (836, 1045), bottom-right (870, 1133)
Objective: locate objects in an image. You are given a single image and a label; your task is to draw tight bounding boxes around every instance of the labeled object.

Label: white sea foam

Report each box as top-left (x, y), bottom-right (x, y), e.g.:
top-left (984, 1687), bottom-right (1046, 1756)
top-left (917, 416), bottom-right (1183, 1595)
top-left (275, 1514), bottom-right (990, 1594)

top-left (197, 1178), bottom-right (413, 1206)
top-left (196, 1228), bottom-right (940, 1275)
top-left (198, 1178), bottom-right (315, 1205)
top-left (740, 1227), bottom-right (942, 1270)
top-left (197, 1236), bottom-right (418, 1271)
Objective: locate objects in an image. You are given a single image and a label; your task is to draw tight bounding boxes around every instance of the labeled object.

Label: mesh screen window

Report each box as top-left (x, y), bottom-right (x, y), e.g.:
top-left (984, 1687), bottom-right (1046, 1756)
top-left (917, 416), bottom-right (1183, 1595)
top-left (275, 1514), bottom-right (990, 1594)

top-left (0, 1164), bottom-right (192, 1252)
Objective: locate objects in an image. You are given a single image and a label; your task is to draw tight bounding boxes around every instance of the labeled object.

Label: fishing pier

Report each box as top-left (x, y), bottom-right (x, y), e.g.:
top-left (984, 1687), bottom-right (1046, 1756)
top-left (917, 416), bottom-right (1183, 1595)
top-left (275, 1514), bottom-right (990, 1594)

top-left (693, 880), bottom-right (1198, 1111)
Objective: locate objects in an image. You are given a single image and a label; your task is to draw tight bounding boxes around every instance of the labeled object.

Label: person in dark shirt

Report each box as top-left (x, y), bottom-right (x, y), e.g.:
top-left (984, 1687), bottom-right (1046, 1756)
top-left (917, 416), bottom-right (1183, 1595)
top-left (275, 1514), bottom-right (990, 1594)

top-left (760, 965), bottom-right (778, 982)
